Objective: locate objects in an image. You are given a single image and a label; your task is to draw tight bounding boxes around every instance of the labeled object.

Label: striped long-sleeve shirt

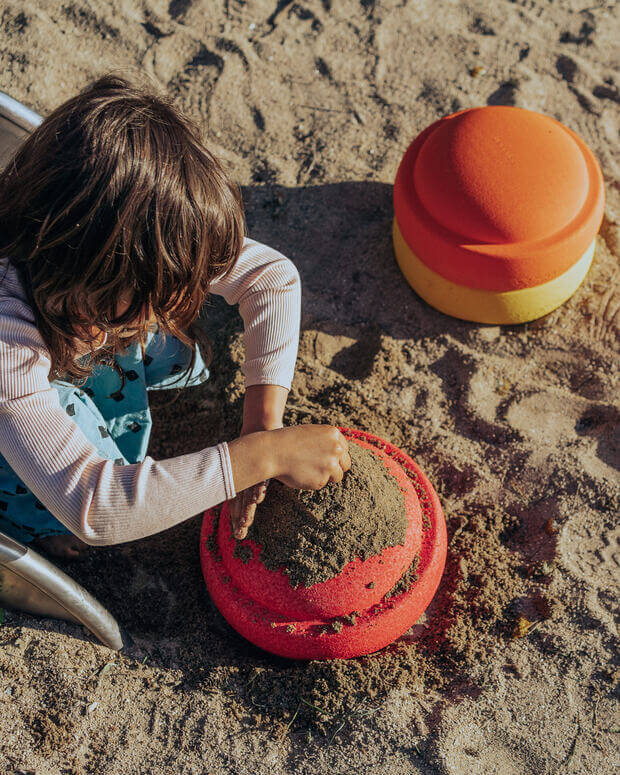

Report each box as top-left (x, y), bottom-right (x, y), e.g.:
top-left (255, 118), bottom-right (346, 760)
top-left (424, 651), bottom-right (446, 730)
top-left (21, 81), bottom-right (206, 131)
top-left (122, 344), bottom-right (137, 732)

top-left (0, 237), bottom-right (301, 545)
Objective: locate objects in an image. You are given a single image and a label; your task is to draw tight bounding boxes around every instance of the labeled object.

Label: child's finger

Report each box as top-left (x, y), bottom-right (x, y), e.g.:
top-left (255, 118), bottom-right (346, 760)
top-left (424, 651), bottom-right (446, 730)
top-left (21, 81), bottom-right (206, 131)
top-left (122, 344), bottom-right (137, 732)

top-left (235, 500), bottom-right (257, 540)
top-left (231, 481), bottom-right (268, 538)
top-left (236, 490), bottom-right (255, 529)
top-left (229, 492), bottom-right (247, 536)
top-left (250, 480), bottom-right (269, 504)
top-left (240, 499), bottom-right (257, 528)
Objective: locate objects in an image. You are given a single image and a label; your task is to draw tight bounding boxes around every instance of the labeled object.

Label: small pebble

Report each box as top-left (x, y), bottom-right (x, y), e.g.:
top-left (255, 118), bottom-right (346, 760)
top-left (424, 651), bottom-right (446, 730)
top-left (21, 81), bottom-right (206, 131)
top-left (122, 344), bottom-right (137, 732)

top-left (512, 616), bottom-right (532, 639)
top-left (459, 557), bottom-right (468, 579)
top-left (478, 326), bottom-right (501, 341)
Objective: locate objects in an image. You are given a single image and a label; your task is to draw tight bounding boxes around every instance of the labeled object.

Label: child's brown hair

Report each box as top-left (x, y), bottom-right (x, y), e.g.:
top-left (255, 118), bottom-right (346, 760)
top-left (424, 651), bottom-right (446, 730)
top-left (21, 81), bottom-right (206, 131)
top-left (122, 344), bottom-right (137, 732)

top-left (0, 74), bottom-right (245, 384)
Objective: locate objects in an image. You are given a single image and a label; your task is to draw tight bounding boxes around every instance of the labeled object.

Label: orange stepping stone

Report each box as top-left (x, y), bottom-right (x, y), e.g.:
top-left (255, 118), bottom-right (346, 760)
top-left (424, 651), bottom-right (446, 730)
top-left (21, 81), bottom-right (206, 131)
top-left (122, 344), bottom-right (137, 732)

top-left (393, 106), bottom-right (605, 323)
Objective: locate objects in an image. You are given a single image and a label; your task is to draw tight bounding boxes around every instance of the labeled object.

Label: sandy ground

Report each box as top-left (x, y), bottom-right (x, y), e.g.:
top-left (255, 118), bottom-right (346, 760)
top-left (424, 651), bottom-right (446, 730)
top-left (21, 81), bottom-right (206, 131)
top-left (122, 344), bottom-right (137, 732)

top-left (0, 1), bottom-right (619, 773)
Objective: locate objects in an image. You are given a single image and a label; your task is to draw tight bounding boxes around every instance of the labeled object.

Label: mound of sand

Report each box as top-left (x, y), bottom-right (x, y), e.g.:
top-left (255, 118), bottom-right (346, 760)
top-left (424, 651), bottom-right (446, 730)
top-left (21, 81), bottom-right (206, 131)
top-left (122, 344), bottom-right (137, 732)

top-left (235, 441), bottom-right (408, 588)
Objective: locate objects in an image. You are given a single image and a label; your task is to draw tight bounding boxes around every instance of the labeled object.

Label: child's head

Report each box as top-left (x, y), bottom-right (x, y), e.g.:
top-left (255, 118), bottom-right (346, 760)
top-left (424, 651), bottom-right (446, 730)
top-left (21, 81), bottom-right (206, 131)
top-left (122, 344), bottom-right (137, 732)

top-left (0, 74), bottom-right (245, 381)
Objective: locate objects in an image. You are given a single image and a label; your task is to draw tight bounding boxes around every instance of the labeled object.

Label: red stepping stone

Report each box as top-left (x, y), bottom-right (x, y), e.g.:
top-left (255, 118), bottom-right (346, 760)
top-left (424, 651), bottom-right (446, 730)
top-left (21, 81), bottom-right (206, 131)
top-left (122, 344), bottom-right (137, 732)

top-left (200, 429), bottom-right (447, 659)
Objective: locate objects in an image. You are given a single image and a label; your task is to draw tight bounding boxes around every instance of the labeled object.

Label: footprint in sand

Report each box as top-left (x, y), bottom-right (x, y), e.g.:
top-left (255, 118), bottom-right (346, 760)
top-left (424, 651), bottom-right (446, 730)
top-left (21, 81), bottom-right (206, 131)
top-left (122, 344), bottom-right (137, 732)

top-left (168, 0), bottom-right (193, 21)
top-left (264, 1), bottom-right (325, 35)
top-left (166, 44), bottom-right (225, 120)
top-left (60, 3), bottom-right (119, 41)
top-left (553, 50), bottom-right (613, 116)
top-left (505, 390), bottom-right (581, 447)
top-left (574, 404), bottom-right (619, 471)
top-left (559, 18), bottom-right (596, 46)
top-left (487, 79), bottom-right (519, 106)
top-left (505, 390), bottom-right (618, 477)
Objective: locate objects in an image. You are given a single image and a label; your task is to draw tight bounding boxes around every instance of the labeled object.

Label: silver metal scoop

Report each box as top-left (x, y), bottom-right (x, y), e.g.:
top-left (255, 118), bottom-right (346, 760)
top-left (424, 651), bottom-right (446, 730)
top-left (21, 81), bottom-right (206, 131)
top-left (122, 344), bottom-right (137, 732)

top-left (0, 532), bottom-right (128, 650)
top-left (0, 92), bottom-right (128, 650)
top-left (0, 90), bottom-right (42, 164)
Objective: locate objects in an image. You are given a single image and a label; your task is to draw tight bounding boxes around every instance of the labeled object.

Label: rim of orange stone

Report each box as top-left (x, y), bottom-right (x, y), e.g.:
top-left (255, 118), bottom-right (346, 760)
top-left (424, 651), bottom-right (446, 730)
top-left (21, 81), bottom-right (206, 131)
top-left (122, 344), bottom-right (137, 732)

top-left (199, 429), bottom-right (447, 660)
top-left (393, 106), bottom-right (604, 292)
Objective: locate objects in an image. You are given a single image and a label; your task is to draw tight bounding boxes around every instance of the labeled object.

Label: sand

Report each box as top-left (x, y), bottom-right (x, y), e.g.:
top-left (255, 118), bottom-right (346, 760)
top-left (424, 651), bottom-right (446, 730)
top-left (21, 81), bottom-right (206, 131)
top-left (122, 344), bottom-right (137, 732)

top-left (0, 1), bottom-right (618, 773)
top-left (236, 441), bottom-right (408, 587)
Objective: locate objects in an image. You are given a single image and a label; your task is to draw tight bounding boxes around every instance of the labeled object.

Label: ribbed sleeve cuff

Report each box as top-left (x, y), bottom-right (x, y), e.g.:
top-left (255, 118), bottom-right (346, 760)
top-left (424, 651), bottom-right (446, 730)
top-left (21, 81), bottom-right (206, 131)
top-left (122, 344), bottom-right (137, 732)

top-left (217, 441), bottom-right (236, 501)
top-left (243, 369), bottom-right (294, 391)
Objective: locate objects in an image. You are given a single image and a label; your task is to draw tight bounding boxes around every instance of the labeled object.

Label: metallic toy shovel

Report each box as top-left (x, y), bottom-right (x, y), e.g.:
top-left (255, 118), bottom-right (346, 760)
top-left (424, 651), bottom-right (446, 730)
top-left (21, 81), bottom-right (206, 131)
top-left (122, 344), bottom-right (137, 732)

top-left (0, 532), bottom-right (128, 650)
top-left (0, 90), bottom-right (42, 163)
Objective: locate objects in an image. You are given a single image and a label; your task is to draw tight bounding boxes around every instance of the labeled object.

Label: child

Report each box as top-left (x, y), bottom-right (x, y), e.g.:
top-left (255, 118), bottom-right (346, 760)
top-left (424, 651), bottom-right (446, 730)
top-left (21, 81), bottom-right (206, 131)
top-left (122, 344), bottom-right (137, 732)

top-left (0, 75), bottom-right (350, 559)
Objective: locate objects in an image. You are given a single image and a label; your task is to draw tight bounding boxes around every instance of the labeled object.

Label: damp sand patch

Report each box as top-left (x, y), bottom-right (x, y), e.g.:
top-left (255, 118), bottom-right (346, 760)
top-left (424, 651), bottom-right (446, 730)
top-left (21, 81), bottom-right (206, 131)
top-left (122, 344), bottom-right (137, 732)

top-left (235, 442), bottom-right (408, 587)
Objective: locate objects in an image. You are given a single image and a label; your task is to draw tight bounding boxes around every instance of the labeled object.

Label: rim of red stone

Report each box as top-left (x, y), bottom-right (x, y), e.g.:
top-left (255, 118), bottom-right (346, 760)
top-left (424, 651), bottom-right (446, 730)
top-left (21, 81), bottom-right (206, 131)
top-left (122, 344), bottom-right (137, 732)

top-left (200, 428), bottom-right (447, 660)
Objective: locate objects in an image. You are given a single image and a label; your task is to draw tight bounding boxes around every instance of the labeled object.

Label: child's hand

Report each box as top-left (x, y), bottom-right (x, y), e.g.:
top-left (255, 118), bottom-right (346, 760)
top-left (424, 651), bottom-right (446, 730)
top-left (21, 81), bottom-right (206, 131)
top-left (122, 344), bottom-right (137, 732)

top-left (227, 425), bottom-right (352, 539)
top-left (227, 379), bottom-right (350, 540)
top-left (230, 479), bottom-right (269, 540)
top-left (272, 425), bottom-right (352, 490)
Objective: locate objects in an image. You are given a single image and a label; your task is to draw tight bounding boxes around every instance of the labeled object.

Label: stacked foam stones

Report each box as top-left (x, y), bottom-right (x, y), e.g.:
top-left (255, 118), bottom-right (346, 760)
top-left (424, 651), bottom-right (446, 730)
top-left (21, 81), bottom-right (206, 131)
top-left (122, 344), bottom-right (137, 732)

top-left (393, 106), bottom-right (605, 324)
top-left (200, 429), bottom-right (447, 660)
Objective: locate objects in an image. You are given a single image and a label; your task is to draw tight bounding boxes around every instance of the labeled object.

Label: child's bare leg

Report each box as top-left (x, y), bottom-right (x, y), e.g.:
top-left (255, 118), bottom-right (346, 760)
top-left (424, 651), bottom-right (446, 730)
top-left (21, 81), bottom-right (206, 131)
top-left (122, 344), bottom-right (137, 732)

top-left (32, 534), bottom-right (90, 560)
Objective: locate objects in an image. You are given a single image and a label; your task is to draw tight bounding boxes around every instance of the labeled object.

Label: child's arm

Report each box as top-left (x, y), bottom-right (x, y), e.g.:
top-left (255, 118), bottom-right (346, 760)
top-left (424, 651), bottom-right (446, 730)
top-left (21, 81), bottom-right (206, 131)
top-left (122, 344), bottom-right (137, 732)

top-left (0, 260), bottom-right (346, 546)
top-left (241, 384), bottom-right (288, 433)
top-left (208, 237), bottom-right (301, 391)
top-left (208, 238), bottom-right (302, 537)
top-left (230, 384), bottom-right (287, 539)
top-left (0, 387), bottom-right (348, 545)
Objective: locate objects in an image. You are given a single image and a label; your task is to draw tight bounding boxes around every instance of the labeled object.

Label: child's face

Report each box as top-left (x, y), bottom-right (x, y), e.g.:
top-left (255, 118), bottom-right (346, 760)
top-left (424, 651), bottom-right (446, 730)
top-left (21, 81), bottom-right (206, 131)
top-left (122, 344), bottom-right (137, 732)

top-left (73, 294), bottom-right (158, 356)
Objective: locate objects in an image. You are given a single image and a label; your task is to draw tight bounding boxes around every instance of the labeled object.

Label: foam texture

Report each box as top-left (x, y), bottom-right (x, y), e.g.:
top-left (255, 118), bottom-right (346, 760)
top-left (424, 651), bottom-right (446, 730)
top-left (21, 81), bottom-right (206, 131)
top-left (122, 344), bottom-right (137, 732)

top-left (200, 429), bottom-right (447, 660)
top-left (393, 219), bottom-right (596, 324)
top-left (393, 106), bottom-right (604, 292)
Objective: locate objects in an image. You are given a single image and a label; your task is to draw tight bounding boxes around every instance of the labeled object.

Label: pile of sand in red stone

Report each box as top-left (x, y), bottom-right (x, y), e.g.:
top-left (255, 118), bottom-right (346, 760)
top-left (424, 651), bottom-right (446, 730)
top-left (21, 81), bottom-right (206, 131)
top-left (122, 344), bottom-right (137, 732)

top-left (234, 442), bottom-right (408, 587)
